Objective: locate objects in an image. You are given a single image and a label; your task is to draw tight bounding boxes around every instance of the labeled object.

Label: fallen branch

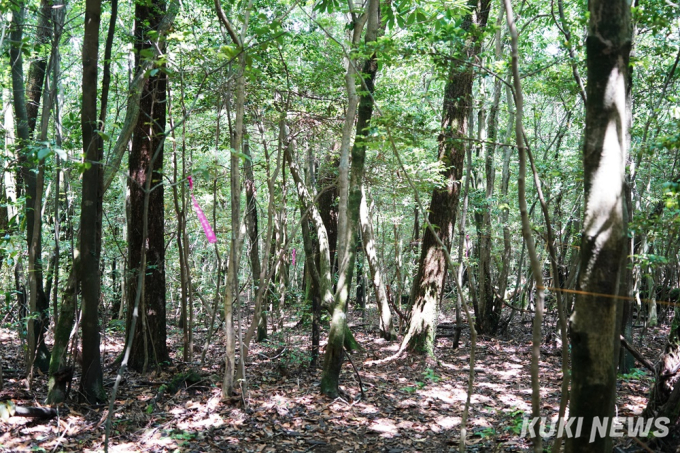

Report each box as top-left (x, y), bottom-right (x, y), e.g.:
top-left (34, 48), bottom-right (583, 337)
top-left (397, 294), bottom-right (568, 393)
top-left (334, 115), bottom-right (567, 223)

top-left (620, 335), bottom-right (655, 372)
top-left (0, 401), bottom-right (57, 420)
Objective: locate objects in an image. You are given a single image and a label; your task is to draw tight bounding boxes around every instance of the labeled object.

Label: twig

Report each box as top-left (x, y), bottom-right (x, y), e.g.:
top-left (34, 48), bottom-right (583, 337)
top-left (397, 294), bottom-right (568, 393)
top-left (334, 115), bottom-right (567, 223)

top-left (631, 436), bottom-right (656, 453)
top-left (344, 348), bottom-right (365, 400)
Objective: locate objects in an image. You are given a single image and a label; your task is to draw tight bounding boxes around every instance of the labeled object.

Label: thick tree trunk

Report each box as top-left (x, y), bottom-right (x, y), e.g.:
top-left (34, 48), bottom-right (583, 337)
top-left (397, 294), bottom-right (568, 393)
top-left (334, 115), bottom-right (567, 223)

top-left (566, 0), bottom-right (631, 451)
top-left (79, 0), bottom-right (105, 403)
top-left (126, 0), bottom-right (169, 373)
top-left (401, 1), bottom-right (490, 355)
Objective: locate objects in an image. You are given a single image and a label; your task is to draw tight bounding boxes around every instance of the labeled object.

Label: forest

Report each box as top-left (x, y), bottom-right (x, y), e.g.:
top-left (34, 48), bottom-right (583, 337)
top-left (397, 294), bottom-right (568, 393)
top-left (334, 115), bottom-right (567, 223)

top-left (0, 0), bottom-right (679, 451)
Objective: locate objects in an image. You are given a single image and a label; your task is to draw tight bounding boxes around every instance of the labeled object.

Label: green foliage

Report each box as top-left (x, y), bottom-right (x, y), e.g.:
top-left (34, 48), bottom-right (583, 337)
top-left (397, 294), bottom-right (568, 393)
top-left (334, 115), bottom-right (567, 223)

top-left (504, 409), bottom-right (526, 436)
top-left (473, 426), bottom-right (496, 438)
top-left (618, 368), bottom-right (648, 382)
top-left (422, 367), bottom-right (440, 383)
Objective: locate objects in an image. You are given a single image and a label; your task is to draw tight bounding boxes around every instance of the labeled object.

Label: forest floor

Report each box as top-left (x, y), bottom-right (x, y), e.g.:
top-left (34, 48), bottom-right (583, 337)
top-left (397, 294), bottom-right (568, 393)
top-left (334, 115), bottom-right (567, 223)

top-left (0, 306), bottom-right (675, 452)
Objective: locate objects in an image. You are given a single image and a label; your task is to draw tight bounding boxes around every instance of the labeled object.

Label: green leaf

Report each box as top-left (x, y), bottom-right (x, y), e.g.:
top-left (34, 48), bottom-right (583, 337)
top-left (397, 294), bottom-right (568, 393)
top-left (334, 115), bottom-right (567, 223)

top-left (97, 130), bottom-right (111, 142)
top-left (54, 148), bottom-right (67, 160)
top-left (37, 148), bottom-right (51, 160)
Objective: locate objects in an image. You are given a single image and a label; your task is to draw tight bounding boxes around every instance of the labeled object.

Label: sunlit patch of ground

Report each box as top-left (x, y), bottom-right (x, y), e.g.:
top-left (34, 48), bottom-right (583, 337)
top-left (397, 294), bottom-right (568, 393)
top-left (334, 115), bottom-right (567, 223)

top-left (0, 315), bottom-right (671, 452)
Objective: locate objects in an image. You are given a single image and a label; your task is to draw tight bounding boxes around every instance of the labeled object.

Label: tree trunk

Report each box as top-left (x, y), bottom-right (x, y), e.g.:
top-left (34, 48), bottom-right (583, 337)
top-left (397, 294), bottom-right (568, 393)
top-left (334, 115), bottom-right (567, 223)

top-left (243, 141), bottom-right (264, 341)
top-left (497, 83), bottom-right (515, 301)
top-left (223, 56), bottom-right (246, 398)
top-left (25, 0), bottom-right (53, 372)
top-left (355, 233), bottom-right (365, 313)
top-left (360, 188), bottom-right (395, 339)
top-left (475, 11), bottom-right (504, 335)
top-left (401, 0), bottom-right (490, 355)
top-left (126, 0), bottom-right (169, 373)
top-left (318, 151), bottom-right (339, 278)
top-left (78, 0), bottom-right (105, 403)
top-left (321, 0), bottom-right (381, 397)
top-left (46, 258), bottom-right (78, 404)
top-left (643, 305), bottom-right (680, 426)
top-left (566, 0), bottom-right (631, 450)
top-left (9, 2), bottom-right (51, 374)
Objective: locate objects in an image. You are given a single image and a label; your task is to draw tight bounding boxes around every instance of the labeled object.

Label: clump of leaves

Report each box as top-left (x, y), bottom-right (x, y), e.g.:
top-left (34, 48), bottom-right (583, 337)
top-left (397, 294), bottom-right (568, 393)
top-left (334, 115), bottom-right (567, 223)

top-left (504, 408), bottom-right (526, 435)
top-left (473, 426), bottom-right (496, 438)
top-left (619, 368), bottom-right (648, 382)
top-left (107, 319), bottom-right (126, 332)
top-left (422, 367), bottom-right (440, 383)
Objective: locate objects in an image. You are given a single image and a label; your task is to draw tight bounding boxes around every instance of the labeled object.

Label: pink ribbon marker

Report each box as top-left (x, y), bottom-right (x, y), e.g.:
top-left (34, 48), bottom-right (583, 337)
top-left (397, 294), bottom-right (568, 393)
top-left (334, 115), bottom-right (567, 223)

top-left (188, 176), bottom-right (217, 243)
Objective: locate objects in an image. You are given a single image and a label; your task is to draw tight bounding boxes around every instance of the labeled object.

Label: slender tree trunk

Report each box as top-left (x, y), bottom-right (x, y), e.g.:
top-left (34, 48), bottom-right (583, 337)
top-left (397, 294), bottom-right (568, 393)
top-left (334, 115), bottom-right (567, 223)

top-left (322, 0), bottom-right (384, 397)
top-left (25, 0), bottom-right (54, 371)
top-left (497, 83), bottom-right (515, 300)
top-left (355, 233), bottom-right (365, 313)
top-left (565, 0), bottom-right (631, 450)
top-left (243, 141), bottom-right (264, 341)
top-left (360, 188), bottom-right (395, 339)
top-left (169, 89), bottom-right (190, 359)
top-left (393, 223), bottom-right (404, 332)
top-left (318, 151), bottom-right (339, 278)
top-left (79, 0), bottom-right (105, 403)
top-left (10, 2), bottom-right (51, 374)
top-left (476, 8), bottom-right (504, 335)
top-left (223, 55), bottom-right (246, 398)
top-left (239, 123), bottom-right (282, 360)
top-left (46, 257), bottom-right (78, 403)
top-left (284, 130), bottom-right (365, 361)
top-left (505, 2), bottom-right (548, 451)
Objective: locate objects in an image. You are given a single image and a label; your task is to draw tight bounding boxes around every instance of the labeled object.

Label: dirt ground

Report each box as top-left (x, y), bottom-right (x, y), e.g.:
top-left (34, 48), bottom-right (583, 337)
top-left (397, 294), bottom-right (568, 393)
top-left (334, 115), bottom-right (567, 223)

top-left (0, 305), bottom-right (675, 452)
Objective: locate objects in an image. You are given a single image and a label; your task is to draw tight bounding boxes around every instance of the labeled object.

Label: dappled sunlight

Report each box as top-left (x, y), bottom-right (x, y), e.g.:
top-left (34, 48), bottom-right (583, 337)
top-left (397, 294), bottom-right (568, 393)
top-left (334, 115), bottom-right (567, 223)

top-left (368, 417), bottom-right (399, 436)
top-left (435, 415), bottom-right (461, 429)
top-left (0, 317), bottom-right (665, 452)
top-left (176, 411), bottom-right (225, 430)
top-left (0, 327), bottom-right (16, 342)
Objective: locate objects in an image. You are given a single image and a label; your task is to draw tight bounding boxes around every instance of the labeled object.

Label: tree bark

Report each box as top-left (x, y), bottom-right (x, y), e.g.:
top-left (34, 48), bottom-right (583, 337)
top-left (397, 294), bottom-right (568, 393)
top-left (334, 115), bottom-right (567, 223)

top-left (79, 0), bottom-right (106, 403)
top-left (401, 0), bottom-right (490, 355)
top-left (504, 3), bottom-right (547, 451)
top-left (321, 0), bottom-right (381, 398)
top-left (126, 0), bottom-right (169, 373)
top-left (475, 8), bottom-right (504, 335)
top-left (360, 188), bottom-right (395, 339)
top-left (9, 2), bottom-right (51, 374)
top-left (243, 141), bottom-right (264, 341)
top-left (318, 151), bottom-right (339, 278)
top-left (565, 0), bottom-right (631, 450)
